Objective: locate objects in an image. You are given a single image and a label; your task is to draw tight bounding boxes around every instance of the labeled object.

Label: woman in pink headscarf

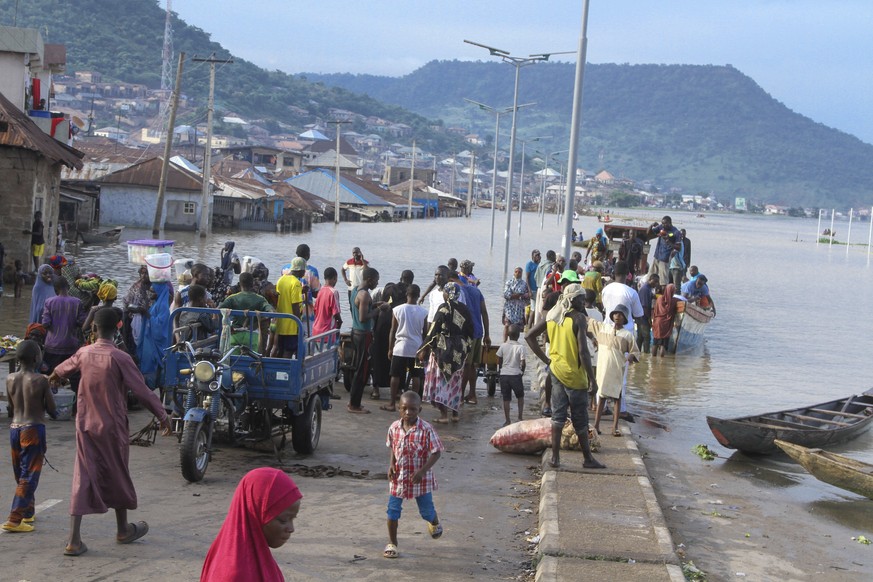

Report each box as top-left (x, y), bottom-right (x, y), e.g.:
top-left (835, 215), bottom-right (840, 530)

top-left (201, 468), bottom-right (302, 582)
top-left (651, 283), bottom-right (682, 358)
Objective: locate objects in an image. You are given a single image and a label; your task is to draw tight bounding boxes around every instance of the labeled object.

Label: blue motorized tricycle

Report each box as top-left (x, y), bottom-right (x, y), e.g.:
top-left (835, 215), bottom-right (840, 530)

top-left (163, 308), bottom-right (339, 482)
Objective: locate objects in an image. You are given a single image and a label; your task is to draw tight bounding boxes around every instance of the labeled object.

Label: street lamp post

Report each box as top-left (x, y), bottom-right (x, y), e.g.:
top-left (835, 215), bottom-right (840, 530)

top-left (536, 148), bottom-right (568, 229)
top-left (561, 0), bottom-right (592, 260)
top-left (517, 136), bottom-right (548, 235)
top-left (464, 98), bottom-right (528, 249)
top-left (465, 40), bottom-right (570, 281)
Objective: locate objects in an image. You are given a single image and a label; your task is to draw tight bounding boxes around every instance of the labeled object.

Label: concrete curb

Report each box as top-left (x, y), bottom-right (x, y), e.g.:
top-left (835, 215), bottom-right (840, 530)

top-left (535, 426), bottom-right (685, 582)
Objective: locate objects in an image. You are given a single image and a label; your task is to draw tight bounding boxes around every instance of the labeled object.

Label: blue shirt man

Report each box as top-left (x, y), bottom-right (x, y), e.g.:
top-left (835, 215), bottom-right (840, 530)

top-left (525, 249), bottom-right (541, 296)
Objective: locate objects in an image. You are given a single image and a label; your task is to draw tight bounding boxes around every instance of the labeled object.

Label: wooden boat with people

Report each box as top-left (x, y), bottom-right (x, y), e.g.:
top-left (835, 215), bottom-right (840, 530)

top-left (79, 226), bottom-right (124, 244)
top-left (707, 389), bottom-right (873, 454)
top-left (774, 440), bottom-right (873, 499)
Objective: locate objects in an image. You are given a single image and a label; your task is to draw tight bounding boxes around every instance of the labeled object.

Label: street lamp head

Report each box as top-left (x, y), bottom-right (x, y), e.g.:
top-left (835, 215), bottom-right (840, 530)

top-left (464, 39), bottom-right (510, 56)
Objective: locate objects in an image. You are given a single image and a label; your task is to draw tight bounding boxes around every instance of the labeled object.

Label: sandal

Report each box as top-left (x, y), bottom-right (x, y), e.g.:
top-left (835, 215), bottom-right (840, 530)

top-left (463, 397), bottom-right (478, 405)
top-left (370, 391), bottom-right (380, 400)
top-left (383, 543), bottom-right (399, 558)
top-left (433, 417), bottom-right (450, 424)
top-left (612, 430), bottom-right (622, 437)
top-left (428, 521), bottom-right (443, 539)
top-left (379, 405), bottom-right (396, 412)
top-left (117, 521), bottom-right (149, 544)
top-left (63, 542), bottom-right (88, 556)
top-left (347, 405), bottom-right (371, 414)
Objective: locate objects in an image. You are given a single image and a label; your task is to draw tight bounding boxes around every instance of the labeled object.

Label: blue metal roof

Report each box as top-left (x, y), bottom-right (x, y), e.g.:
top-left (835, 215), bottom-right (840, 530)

top-left (285, 169), bottom-right (390, 207)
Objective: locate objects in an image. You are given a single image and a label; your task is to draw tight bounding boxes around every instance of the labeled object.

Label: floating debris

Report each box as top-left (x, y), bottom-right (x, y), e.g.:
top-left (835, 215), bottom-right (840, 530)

top-left (852, 535), bottom-right (871, 545)
top-left (692, 444), bottom-right (718, 461)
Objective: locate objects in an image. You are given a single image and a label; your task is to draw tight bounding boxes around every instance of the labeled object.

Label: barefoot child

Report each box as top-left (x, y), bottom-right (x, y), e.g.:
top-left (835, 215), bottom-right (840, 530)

top-left (384, 391), bottom-right (444, 559)
top-left (496, 324), bottom-right (526, 426)
top-left (589, 304), bottom-right (640, 437)
top-left (14, 259), bottom-right (26, 298)
top-left (3, 340), bottom-right (57, 532)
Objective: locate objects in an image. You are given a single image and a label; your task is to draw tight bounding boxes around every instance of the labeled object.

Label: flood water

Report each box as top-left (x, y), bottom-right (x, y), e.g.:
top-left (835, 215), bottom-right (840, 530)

top-left (2, 207), bottom-right (872, 520)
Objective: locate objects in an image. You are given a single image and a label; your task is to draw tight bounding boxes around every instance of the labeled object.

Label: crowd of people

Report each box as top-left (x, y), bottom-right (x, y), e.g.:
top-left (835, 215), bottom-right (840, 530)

top-left (2, 216), bottom-right (714, 576)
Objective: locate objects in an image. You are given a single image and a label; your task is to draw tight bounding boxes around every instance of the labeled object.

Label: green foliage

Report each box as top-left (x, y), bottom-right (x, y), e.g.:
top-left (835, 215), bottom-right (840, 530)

top-left (307, 61), bottom-right (873, 209)
top-left (692, 444), bottom-right (717, 461)
top-left (0, 0), bottom-right (464, 152)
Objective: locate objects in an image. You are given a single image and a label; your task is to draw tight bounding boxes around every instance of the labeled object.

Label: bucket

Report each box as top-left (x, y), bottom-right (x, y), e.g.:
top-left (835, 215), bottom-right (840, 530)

top-left (127, 239), bottom-right (174, 265)
top-left (145, 253), bottom-right (173, 282)
top-left (54, 388), bottom-right (75, 421)
top-left (174, 258), bottom-right (195, 281)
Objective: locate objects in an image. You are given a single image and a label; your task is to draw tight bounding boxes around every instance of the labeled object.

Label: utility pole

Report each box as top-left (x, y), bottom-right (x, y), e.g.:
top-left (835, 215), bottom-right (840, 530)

top-left (466, 151), bottom-right (475, 217)
top-left (327, 120), bottom-right (352, 224)
top-left (152, 52), bottom-right (185, 236)
top-left (408, 139), bottom-right (416, 219)
top-left (193, 53), bottom-right (233, 237)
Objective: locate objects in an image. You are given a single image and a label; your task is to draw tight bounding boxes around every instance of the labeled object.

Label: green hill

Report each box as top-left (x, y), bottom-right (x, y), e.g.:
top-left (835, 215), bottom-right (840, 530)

top-left (0, 0), bottom-right (463, 151)
top-left (306, 60), bottom-right (873, 209)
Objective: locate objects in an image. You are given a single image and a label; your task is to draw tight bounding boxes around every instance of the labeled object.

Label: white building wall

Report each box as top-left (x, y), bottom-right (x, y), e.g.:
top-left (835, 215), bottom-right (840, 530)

top-left (99, 185), bottom-right (200, 230)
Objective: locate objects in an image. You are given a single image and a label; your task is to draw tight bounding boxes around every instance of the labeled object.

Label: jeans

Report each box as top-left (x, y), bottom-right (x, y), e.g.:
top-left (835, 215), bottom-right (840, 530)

top-left (387, 492), bottom-right (436, 522)
top-left (549, 371), bottom-right (589, 435)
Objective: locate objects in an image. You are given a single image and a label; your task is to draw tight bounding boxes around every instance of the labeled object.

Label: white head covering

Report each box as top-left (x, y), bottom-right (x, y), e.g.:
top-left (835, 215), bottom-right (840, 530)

top-left (546, 283), bottom-right (585, 324)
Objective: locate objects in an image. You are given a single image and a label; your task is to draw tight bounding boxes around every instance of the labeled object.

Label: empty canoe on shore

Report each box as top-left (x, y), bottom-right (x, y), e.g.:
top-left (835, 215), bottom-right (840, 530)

top-left (79, 226), bottom-right (124, 244)
top-left (706, 389), bottom-right (873, 454)
top-left (774, 440), bottom-right (873, 499)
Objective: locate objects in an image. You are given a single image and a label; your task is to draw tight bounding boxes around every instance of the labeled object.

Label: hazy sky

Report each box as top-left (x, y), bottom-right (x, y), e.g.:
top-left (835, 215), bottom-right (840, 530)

top-left (172, 0), bottom-right (873, 144)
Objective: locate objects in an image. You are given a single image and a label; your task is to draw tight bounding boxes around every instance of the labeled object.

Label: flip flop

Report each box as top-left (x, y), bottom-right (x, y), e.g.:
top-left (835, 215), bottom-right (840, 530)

top-left (347, 406), bottom-right (371, 414)
top-left (463, 397), bottom-right (478, 405)
top-left (370, 391), bottom-right (381, 400)
top-left (433, 417), bottom-right (450, 424)
top-left (379, 405), bottom-right (396, 412)
top-left (63, 542), bottom-right (88, 556)
top-left (612, 430), bottom-right (622, 437)
top-left (428, 521), bottom-right (443, 539)
top-left (117, 521), bottom-right (149, 544)
top-left (383, 543), bottom-right (399, 558)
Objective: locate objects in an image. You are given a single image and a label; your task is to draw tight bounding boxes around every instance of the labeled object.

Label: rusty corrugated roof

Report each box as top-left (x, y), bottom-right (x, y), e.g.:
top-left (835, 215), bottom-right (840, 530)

top-left (0, 91), bottom-right (84, 169)
top-left (99, 156), bottom-right (202, 191)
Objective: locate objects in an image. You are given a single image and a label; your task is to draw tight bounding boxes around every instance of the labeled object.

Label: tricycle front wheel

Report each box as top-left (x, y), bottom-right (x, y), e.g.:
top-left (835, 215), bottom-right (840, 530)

top-left (290, 395), bottom-right (321, 455)
top-left (180, 420), bottom-right (210, 482)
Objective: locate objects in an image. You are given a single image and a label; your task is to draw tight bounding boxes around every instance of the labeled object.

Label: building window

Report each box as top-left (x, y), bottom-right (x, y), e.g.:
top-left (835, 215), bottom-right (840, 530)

top-left (183, 202), bottom-right (196, 214)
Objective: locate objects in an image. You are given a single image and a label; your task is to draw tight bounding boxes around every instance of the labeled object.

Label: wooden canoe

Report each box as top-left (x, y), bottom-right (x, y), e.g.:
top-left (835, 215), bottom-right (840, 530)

top-left (79, 226), bottom-right (124, 244)
top-left (774, 440), bottom-right (873, 499)
top-left (706, 389), bottom-right (873, 454)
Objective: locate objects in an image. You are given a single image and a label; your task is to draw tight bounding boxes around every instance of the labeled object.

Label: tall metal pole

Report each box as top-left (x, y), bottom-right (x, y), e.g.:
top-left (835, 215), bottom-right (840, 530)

top-left (503, 64), bottom-right (522, 283)
top-left (561, 0), bottom-right (591, 260)
top-left (829, 209), bottom-right (835, 247)
top-left (490, 113), bottom-right (501, 248)
top-left (334, 125), bottom-right (342, 224)
top-left (466, 151), bottom-right (475, 217)
top-left (152, 51), bottom-right (184, 236)
top-left (408, 139), bottom-right (416, 219)
top-left (540, 157), bottom-right (548, 229)
top-left (846, 208), bottom-right (854, 255)
top-left (867, 206), bottom-right (873, 264)
top-left (517, 141), bottom-right (525, 235)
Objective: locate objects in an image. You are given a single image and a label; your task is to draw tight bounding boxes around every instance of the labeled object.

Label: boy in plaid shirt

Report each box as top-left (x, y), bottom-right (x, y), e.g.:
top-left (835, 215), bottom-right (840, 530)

top-left (384, 391), bottom-right (444, 558)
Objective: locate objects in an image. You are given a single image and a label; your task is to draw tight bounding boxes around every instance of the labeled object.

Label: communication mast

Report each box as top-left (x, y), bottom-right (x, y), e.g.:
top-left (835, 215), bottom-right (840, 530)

top-left (154, 0), bottom-right (174, 141)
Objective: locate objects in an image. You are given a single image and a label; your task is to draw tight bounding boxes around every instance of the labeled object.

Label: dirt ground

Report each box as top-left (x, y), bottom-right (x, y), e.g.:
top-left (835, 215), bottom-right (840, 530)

top-left (0, 389), bottom-right (542, 581)
top-left (637, 430), bottom-right (873, 582)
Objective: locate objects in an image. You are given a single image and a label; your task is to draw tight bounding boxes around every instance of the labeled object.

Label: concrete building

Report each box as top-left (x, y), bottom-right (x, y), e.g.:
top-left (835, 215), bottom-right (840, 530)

top-left (98, 157), bottom-right (208, 231)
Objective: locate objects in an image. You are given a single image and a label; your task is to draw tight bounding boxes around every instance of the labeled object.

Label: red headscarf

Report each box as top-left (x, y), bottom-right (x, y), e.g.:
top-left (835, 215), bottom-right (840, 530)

top-left (201, 468), bottom-right (302, 582)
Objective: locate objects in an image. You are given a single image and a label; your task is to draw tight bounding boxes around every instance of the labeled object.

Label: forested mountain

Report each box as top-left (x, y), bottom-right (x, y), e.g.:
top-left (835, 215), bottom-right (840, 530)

top-left (2, 1), bottom-right (871, 207)
top-left (307, 61), bottom-right (873, 209)
top-left (0, 0), bottom-right (463, 151)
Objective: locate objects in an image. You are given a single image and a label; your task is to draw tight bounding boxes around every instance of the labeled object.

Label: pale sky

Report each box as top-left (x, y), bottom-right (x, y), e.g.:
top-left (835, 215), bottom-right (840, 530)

top-left (172, 0), bottom-right (873, 144)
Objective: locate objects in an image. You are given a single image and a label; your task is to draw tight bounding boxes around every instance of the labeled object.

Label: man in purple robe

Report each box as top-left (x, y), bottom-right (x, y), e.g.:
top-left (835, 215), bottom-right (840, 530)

top-left (50, 307), bottom-right (171, 557)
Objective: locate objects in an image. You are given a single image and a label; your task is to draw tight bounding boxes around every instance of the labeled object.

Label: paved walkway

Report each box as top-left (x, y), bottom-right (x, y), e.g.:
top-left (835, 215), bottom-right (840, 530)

top-left (535, 421), bottom-right (685, 582)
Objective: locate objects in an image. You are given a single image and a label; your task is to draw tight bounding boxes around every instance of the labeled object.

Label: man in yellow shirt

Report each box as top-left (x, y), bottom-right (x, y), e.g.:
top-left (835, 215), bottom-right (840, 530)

top-left (526, 283), bottom-right (605, 470)
top-left (273, 257), bottom-right (305, 358)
